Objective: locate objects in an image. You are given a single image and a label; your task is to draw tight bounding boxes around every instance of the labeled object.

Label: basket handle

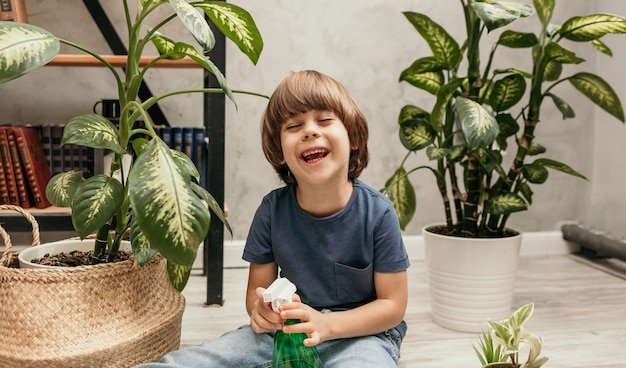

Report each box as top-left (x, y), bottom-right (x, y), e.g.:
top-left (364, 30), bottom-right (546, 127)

top-left (0, 205), bottom-right (41, 266)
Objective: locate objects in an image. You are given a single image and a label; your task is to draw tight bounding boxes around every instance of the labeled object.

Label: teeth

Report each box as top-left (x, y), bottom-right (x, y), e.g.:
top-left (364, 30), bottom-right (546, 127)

top-left (302, 149), bottom-right (327, 157)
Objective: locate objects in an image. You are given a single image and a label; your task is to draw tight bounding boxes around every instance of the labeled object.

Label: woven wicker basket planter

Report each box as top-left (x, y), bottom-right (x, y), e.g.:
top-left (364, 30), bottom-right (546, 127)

top-left (0, 205), bottom-right (186, 368)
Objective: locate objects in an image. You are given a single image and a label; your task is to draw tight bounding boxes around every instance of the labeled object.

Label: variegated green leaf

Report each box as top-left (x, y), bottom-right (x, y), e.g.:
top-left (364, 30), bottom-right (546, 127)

top-left (543, 42), bottom-right (584, 64)
top-left (167, 261), bottom-right (192, 292)
top-left (431, 78), bottom-right (463, 131)
top-left (399, 70), bottom-right (444, 95)
top-left (403, 12), bottom-right (461, 69)
top-left (150, 33), bottom-right (186, 60)
top-left (489, 320), bottom-right (515, 347)
top-left (426, 146), bottom-right (450, 161)
top-left (401, 57), bottom-right (450, 75)
top-left (399, 118), bottom-right (436, 151)
top-left (130, 217), bottom-right (158, 266)
top-left (191, 181), bottom-right (232, 237)
top-left (546, 93), bottom-right (575, 119)
top-left (496, 113), bottom-right (519, 138)
top-left (527, 141), bottom-right (546, 155)
top-left (45, 171), bottom-right (85, 207)
top-left (471, 2), bottom-right (520, 32)
top-left (542, 59), bottom-right (562, 81)
top-left (560, 14), bottom-right (626, 42)
top-left (196, 2), bottom-right (263, 65)
top-left (0, 22), bottom-right (60, 83)
top-left (71, 175), bottom-right (124, 239)
top-left (447, 144), bottom-right (466, 162)
top-left (63, 114), bottom-right (125, 154)
top-left (485, 192), bottom-right (528, 215)
top-left (533, 158), bottom-right (588, 180)
top-left (493, 0), bottom-right (535, 17)
top-left (522, 333), bottom-right (543, 364)
top-left (497, 30), bottom-right (538, 48)
top-left (533, 0), bottom-right (555, 27)
top-left (489, 74), bottom-right (526, 112)
top-left (169, 0), bottom-right (215, 52)
top-left (128, 138), bottom-right (210, 267)
top-left (519, 181), bottom-right (534, 205)
top-left (398, 105), bottom-right (430, 124)
top-left (591, 39), bottom-right (612, 57)
top-left (455, 97), bottom-right (499, 151)
top-left (522, 163), bottom-right (549, 184)
top-left (171, 148), bottom-right (200, 180)
top-left (510, 303), bottom-right (534, 329)
top-left (568, 72), bottom-right (625, 122)
top-left (382, 167), bottom-right (415, 231)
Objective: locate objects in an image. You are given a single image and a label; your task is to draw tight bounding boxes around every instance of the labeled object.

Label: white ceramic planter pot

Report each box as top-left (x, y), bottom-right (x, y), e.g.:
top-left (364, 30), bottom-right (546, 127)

top-left (18, 239), bottom-right (132, 269)
top-left (423, 225), bottom-right (522, 333)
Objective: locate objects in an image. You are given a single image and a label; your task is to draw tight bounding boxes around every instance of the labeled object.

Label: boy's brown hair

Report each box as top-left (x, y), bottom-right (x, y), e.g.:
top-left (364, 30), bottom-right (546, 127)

top-left (261, 70), bottom-right (369, 185)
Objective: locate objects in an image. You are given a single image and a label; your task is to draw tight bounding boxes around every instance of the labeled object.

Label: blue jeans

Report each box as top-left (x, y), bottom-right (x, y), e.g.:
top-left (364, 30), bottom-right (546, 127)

top-left (135, 325), bottom-right (403, 367)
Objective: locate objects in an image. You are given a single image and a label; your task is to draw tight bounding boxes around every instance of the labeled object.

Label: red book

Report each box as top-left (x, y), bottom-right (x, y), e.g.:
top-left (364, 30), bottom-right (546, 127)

top-left (12, 127), bottom-right (52, 208)
top-left (6, 128), bottom-right (31, 208)
top-left (0, 127), bottom-right (20, 206)
top-left (0, 149), bottom-right (8, 204)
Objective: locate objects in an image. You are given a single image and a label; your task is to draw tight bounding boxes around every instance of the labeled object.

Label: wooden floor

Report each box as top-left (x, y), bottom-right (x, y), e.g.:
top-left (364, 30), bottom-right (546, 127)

top-left (179, 254), bottom-right (626, 367)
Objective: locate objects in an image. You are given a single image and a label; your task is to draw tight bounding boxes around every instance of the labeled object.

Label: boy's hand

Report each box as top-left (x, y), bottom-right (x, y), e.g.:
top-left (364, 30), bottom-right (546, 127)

top-left (278, 294), bottom-right (328, 347)
top-left (250, 287), bottom-right (283, 333)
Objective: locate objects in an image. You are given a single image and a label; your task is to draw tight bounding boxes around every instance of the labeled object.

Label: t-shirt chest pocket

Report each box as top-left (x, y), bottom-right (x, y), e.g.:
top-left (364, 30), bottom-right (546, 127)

top-left (334, 262), bottom-right (374, 302)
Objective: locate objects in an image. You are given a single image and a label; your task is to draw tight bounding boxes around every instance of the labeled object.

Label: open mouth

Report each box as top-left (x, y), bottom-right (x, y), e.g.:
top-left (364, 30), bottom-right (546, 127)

top-left (301, 148), bottom-right (329, 164)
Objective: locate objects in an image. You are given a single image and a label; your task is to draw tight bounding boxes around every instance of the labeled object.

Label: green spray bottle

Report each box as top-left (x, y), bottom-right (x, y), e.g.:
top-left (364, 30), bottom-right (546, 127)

top-left (264, 278), bottom-right (325, 368)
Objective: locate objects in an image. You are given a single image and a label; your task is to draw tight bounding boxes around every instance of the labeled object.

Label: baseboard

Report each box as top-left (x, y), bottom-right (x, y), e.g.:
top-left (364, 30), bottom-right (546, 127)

top-left (196, 230), bottom-right (577, 269)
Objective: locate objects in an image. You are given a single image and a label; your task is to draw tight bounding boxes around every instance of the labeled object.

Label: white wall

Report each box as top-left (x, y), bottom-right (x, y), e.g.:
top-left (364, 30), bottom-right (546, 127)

top-left (1, 1), bottom-right (624, 241)
top-left (584, 1), bottom-right (626, 240)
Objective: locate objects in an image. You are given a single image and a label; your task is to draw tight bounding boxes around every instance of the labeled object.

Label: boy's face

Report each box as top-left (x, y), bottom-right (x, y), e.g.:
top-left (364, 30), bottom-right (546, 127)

top-left (280, 109), bottom-right (352, 187)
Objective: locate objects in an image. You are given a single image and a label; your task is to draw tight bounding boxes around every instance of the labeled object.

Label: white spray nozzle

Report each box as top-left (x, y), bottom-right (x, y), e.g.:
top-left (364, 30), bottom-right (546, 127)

top-left (263, 277), bottom-right (297, 313)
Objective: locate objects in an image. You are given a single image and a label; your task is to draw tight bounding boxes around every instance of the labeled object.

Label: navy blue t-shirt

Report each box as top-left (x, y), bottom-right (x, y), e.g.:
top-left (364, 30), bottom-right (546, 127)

top-left (243, 179), bottom-right (410, 334)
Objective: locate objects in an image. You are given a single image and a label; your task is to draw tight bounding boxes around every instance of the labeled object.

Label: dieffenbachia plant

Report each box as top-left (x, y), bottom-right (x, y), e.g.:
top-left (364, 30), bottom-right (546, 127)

top-left (0, 0), bottom-right (266, 290)
top-left (383, 0), bottom-right (626, 237)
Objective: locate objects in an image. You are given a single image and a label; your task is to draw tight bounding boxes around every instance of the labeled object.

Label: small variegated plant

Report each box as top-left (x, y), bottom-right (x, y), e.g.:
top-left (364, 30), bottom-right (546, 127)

top-left (0, 0), bottom-right (265, 290)
top-left (383, 0), bottom-right (626, 237)
top-left (474, 303), bottom-right (549, 368)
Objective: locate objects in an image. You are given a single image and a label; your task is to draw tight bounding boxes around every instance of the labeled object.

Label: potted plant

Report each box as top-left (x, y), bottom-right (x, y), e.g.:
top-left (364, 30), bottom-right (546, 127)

top-left (0, 0), bottom-right (265, 291)
top-left (382, 0), bottom-right (626, 331)
top-left (0, 1), bottom-right (264, 366)
top-left (473, 303), bottom-right (548, 368)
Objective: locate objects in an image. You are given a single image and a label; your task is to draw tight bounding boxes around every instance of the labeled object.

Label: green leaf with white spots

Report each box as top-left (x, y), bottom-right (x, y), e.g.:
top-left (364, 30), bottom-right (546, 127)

top-left (455, 97), bottom-right (499, 151)
top-left (63, 114), bottom-right (125, 154)
top-left (167, 261), bottom-right (192, 292)
top-left (0, 22), bottom-right (60, 83)
top-left (196, 1), bottom-right (264, 65)
top-left (70, 175), bottom-right (124, 239)
top-left (567, 72), bottom-right (625, 122)
top-left (45, 171), bottom-right (85, 208)
top-left (128, 138), bottom-right (210, 267)
top-left (169, 0), bottom-right (215, 52)
top-left (382, 167), bottom-right (416, 231)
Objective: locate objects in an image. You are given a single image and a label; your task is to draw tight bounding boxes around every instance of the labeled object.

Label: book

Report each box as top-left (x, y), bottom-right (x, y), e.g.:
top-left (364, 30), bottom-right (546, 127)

top-left (0, 149), bottom-right (8, 204)
top-left (0, 0), bottom-right (28, 22)
top-left (50, 125), bottom-right (64, 175)
top-left (193, 127), bottom-right (206, 187)
top-left (40, 125), bottom-right (53, 173)
top-left (0, 127), bottom-right (20, 206)
top-left (172, 127), bottom-right (183, 153)
top-left (13, 127), bottom-right (52, 208)
top-left (183, 127), bottom-right (194, 159)
top-left (159, 126), bottom-right (172, 147)
top-left (6, 128), bottom-right (31, 208)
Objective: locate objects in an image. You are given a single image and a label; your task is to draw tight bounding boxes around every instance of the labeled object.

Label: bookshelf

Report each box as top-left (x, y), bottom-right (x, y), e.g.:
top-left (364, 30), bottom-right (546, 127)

top-left (1, 0), bottom-right (227, 305)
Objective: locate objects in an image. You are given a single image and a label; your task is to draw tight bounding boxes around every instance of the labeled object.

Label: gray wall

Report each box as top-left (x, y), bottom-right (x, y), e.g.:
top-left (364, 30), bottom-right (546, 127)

top-left (1, 1), bottom-right (624, 241)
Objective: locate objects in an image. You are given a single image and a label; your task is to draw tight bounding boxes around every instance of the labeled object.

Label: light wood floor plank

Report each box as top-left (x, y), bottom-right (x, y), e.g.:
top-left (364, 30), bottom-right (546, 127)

top-left (180, 254), bottom-right (626, 367)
